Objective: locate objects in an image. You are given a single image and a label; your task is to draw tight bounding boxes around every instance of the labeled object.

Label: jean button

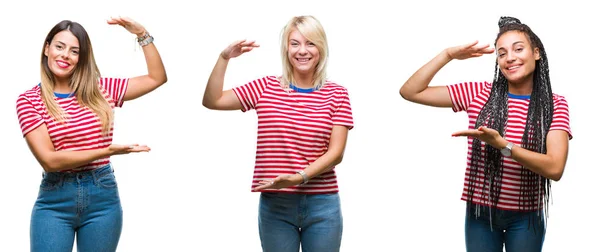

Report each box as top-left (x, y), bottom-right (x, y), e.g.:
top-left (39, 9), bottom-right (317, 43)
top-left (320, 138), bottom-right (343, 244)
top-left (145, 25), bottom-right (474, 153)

top-left (77, 174), bottom-right (83, 179)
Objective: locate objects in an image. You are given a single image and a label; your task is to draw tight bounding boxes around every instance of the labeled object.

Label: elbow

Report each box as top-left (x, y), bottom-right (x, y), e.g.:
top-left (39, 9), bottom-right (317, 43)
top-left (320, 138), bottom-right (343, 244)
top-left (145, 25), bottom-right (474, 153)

top-left (399, 84), bottom-right (412, 101)
top-left (40, 161), bottom-right (60, 173)
top-left (155, 74), bottom-right (168, 86)
top-left (202, 99), bottom-right (214, 110)
top-left (549, 169), bottom-right (564, 182)
top-left (547, 165), bottom-right (565, 182)
top-left (333, 153), bottom-right (344, 166)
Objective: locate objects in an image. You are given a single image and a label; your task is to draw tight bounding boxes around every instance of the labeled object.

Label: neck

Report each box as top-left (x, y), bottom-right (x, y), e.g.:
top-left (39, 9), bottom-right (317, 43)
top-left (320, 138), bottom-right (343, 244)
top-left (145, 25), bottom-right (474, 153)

top-left (508, 75), bottom-right (534, 96)
top-left (53, 78), bottom-right (72, 94)
top-left (292, 71), bottom-right (314, 89)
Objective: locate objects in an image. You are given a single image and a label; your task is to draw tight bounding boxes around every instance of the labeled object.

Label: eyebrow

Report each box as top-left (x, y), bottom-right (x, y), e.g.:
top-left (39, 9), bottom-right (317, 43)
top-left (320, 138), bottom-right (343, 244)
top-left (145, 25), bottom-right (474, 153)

top-left (55, 41), bottom-right (80, 50)
top-left (497, 41), bottom-right (525, 51)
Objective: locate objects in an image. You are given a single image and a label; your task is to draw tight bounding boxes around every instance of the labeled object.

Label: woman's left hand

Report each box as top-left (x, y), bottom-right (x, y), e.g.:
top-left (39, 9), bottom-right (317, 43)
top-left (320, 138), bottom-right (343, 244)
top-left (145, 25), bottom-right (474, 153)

top-left (253, 174), bottom-right (303, 191)
top-left (452, 126), bottom-right (507, 149)
top-left (107, 16), bottom-right (146, 37)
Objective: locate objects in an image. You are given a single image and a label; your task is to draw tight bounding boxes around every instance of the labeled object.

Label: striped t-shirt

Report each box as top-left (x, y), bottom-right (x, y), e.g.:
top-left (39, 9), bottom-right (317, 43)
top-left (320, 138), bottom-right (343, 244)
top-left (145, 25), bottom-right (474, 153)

top-left (448, 81), bottom-right (572, 210)
top-left (16, 77), bottom-right (129, 172)
top-left (233, 76), bottom-right (354, 194)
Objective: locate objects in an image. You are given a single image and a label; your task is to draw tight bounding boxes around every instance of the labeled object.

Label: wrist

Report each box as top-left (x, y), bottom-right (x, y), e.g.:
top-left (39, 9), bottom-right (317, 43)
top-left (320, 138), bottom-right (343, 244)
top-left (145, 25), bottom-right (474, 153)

top-left (220, 51), bottom-right (230, 61)
top-left (496, 137), bottom-right (509, 150)
top-left (136, 30), bottom-right (147, 38)
top-left (104, 147), bottom-right (114, 157)
top-left (442, 48), bottom-right (453, 61)
top-left (296, 170), bottom-right (309, 185)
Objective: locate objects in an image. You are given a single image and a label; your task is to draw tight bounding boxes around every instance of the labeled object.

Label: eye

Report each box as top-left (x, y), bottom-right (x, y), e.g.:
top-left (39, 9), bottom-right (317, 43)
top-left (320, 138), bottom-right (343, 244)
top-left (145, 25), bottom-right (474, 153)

top-left (515, 48), bottom-right (523, 52)
top-left (308, 42), bottom-right (316, 47)
top-left (497, 52), bottom-right (506, 58)
top-left (71, 50), bottom-right (79, 55)
top-left (55, 45), bottom-right (63, 50)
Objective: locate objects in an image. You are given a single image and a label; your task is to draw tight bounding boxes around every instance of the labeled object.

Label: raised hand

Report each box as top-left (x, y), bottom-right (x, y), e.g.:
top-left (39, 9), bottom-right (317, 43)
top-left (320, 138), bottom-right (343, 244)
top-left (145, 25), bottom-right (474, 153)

top-left (253, 173), bottom-right (303, 191)
top-left (221, 39), bottom-right (260, 60)
top-left (445, 40), bottom-right (495, 60)
top-left (107, 16), bottom-right (147, 37)
top-left (108, 144), bottom-right (151, 155)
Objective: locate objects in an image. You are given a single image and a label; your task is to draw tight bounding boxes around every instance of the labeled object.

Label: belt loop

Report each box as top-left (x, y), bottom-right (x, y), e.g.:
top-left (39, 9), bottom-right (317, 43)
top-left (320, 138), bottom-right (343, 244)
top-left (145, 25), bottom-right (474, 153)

top-left (59, 173), bottom-right (65, 187)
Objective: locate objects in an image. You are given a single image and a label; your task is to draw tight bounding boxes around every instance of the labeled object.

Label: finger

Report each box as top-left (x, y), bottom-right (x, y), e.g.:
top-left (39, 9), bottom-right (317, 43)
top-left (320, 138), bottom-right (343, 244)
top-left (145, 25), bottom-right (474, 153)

top-left (462, 40), bottom-right (479, 49)
top-left (240, 40), bottom-right (259, 47)
top-left (231, 39), bottom-right (247, 46)
top-left (131, 145), bottom-right (151, 152)
top-left (240, 47), bottom-right (256, 53)
top-left (254, 181), bottom-right (275, 191)
top-left (482, 48), bottom-right (496, 54)
top-left (118, 16), bottom-right (134, 24)
top-left (451, 130), bottom-right (480, 137)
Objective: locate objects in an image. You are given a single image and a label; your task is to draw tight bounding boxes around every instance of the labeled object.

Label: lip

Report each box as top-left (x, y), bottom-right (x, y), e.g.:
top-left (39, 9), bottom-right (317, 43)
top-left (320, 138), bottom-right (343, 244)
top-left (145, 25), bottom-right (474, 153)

top-left (295, 57), bottom-right (312, 64)
top-left (506, 64), bottom-right (521, 73)
top-left (56, 60), bottom-right (70, 69)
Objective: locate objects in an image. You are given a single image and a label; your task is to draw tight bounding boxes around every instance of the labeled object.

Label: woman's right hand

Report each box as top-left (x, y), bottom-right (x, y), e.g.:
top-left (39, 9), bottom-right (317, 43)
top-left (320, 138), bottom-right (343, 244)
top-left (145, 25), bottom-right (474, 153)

top-left (108, 144), bottom-right (151, 155)
top-left (445, 40), bottom-right (495, 60)
top-left (220, 39), bottom-right (260, 60)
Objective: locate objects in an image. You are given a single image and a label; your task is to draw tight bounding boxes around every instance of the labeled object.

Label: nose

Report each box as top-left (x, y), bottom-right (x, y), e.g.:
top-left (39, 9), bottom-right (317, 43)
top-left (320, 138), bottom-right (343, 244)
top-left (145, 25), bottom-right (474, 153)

top-left (506, 51), bottom-right (516, 63)
top-left (298, 44), bottom-right (308, 55)
top-left (60, 49), bottom-right (70, 59)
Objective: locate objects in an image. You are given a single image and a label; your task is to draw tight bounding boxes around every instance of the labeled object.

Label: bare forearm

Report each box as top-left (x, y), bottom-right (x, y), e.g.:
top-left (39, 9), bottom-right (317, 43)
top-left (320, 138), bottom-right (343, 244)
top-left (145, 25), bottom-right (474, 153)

top-left (303, 151), bottom-right (344, 180)
top-left (400, 49), bottom-right (452, 98)
top-left (202, 55), bottom-right (229, 108)
top-left (494, 137), bottom-right (566, 181)
top-left (42, 148), bottom-right (112, 172)
top-left (511, 145), bottom-right (564, 181)
top-left (141, 42), bottom-right (167, 84)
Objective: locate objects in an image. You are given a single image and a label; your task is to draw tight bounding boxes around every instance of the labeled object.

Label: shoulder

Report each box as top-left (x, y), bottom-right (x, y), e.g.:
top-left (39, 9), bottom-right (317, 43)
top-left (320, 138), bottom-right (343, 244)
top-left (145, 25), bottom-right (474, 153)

top-left (322, 80), bottom-right (349, 93)
top-left (551, 93), bottom-right (567, 102)
top-left (17, 84), bottom-right (42, 102)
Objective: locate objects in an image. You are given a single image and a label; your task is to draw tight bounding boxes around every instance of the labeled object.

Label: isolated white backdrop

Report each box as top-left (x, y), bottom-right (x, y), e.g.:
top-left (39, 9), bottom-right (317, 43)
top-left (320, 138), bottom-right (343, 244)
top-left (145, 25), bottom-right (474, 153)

top-left (0, 0), bottom-right (597, 251)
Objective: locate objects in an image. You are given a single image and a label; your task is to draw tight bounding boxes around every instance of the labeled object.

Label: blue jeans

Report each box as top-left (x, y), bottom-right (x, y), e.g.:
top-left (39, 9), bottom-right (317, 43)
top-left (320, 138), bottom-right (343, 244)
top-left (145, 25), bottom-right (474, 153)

top-left (258, 192), bottom-right (343, 252)
top-left (30, 164), bottom-right (123, 252)
top-left (465, 204), bottom-right (545, 252)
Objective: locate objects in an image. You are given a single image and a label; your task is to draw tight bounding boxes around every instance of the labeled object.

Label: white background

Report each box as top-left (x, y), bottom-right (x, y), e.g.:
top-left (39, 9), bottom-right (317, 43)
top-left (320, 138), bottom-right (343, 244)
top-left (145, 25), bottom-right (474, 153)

top-left (0, 0), bottom-right (597, 251)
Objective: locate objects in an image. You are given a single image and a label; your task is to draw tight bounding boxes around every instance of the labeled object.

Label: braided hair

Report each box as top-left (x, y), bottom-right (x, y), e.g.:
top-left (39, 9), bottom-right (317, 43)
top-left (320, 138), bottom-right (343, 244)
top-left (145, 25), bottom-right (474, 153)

top-left (466, 16), bottom-right (554, 228)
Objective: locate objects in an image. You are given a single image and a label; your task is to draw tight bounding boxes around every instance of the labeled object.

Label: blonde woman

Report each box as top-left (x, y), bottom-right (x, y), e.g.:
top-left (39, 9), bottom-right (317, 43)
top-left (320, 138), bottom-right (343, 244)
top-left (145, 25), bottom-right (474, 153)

top-left (16, 17), bottom-right (166, 251)
top-left (203, 16), bottom-right (353, 252)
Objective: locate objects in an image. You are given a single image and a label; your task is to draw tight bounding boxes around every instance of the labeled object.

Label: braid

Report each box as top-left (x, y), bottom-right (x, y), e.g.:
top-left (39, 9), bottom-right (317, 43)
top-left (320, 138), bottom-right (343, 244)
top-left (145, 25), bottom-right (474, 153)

top-left (466, 17), bottom-right (554, 228)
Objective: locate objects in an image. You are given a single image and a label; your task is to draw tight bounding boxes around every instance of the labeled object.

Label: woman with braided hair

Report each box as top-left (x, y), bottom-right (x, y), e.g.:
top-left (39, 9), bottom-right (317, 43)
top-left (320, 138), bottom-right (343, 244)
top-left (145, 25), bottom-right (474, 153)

top-left (399, 16), bottom-right (572, 251)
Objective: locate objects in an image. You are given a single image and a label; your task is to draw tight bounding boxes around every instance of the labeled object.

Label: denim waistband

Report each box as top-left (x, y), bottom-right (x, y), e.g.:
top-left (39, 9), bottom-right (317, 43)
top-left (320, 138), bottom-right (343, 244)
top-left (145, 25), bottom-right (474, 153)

top-left (42, 164), bottom-right (113, 181)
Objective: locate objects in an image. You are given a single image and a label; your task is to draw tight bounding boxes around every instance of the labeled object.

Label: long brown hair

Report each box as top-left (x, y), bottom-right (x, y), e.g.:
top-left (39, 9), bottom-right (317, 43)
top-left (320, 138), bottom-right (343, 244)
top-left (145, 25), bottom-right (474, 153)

top-left (40, 20), bottom-right (113, 134)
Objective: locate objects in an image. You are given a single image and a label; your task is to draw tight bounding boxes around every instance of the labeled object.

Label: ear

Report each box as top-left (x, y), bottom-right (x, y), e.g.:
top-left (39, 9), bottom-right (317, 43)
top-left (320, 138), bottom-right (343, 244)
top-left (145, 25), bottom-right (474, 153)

top-left (44, 42), bottom-right (49, 57)
top-left (534, 47), bottom-right (540, 60)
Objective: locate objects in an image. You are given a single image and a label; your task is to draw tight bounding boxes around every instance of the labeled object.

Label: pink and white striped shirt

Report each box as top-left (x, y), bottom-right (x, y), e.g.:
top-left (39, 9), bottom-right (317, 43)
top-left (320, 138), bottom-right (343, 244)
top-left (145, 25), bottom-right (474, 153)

top-left (16, 77), bottom-right (129, 172)
top-left (234, 76), bottom-right (354, 194)
top-left (448, 81), bottom-right (572, 210)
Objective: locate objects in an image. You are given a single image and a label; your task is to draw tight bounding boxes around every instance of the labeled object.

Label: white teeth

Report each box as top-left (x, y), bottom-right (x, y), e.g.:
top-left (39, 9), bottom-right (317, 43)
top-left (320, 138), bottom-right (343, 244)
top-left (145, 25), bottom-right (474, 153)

top-left (508, 66), bottom-right (520, 70)
top-left (297, 58), bottom-right (309, 62)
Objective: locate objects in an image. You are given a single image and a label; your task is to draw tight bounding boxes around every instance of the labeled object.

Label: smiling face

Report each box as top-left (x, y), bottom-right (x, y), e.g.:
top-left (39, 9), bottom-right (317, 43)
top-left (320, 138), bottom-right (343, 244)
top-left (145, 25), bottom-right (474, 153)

top-left (496, 30), bottom-right (540, 87)
top-left (44, 30), bottom-right (80, 83)
top-left (287, 28), bottom-right (320, 78)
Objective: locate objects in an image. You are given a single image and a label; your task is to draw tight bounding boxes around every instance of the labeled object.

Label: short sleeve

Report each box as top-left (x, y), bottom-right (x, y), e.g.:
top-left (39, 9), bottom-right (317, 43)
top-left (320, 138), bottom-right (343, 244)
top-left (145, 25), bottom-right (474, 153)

top-left (549, 95), bottom-right (573, 140)
top-left (446, 81), bottom-right (490, 112)
top-left (332, 87), bottom-right (354, 130)
top-left (16, 95), bottom-right (43, 137)
top-left (232, 76), bottom-right (269, 112)
top-left (99, 77), bottom-right (129, 108)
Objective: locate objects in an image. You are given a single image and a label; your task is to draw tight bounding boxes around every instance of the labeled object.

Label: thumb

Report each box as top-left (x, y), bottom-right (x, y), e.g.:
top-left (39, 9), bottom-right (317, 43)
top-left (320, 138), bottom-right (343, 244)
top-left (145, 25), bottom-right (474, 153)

top-left (478, 126), bottom-right (492, 133)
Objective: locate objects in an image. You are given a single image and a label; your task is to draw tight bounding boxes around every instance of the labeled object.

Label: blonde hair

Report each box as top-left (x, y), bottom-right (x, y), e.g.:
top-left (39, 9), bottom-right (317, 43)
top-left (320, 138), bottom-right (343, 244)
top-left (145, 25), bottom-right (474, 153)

top-left (280, 15), bottom-right (329, 90)
top-left (40, 20), bottom-right (113, 134)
